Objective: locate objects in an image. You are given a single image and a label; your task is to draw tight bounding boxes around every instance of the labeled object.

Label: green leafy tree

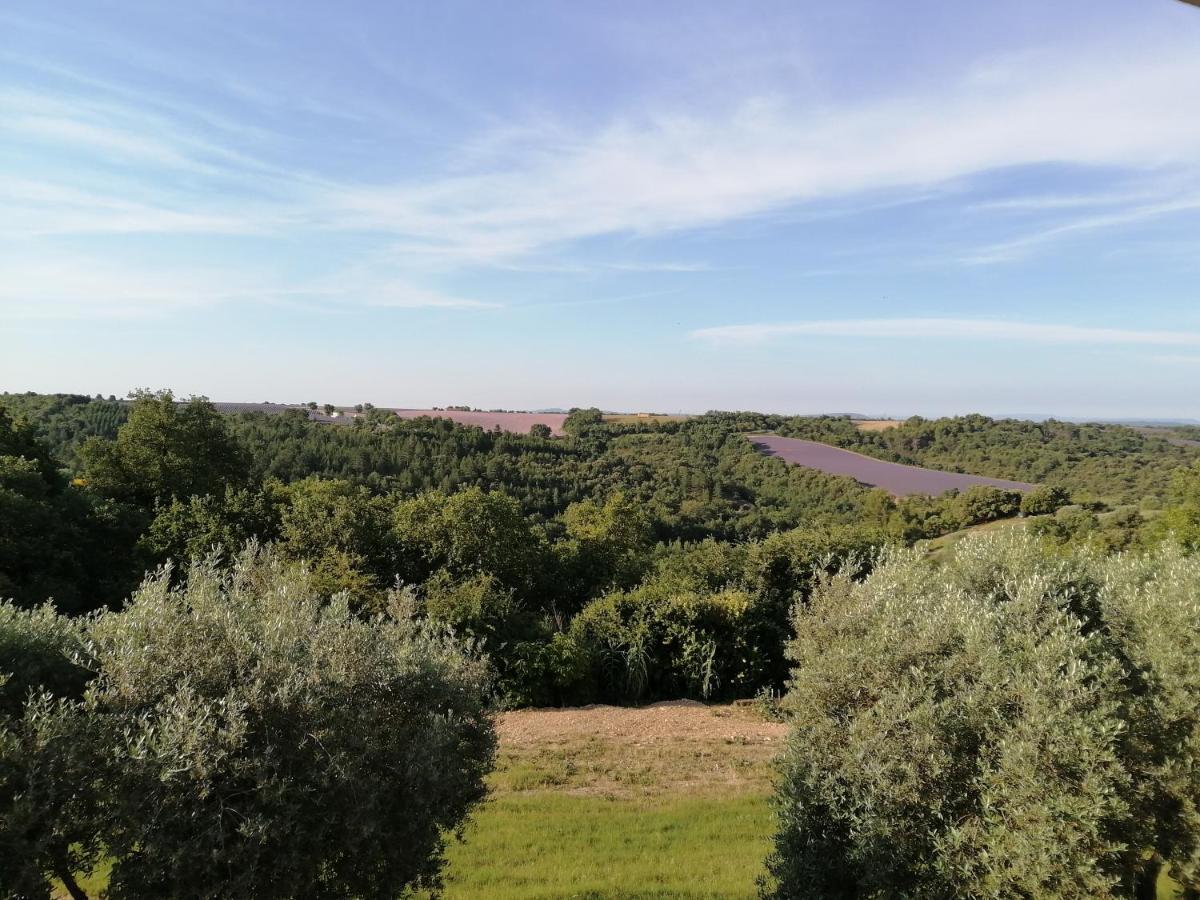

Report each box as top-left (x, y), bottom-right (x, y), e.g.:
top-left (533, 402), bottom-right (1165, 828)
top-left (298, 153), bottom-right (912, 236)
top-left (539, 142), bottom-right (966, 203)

top-left (563, 406), bottom-right (604, 436)
top-left (274, 478), bottom-right (399, 607)
top-left (765, 532), bottom-right (1200, 899)
top-left (556, 493), bottom-right (654, 605)
top-left (529, 422), bottom-right (553, 439)
top-left (393, 487), bottom-right (546, 593)
top-left (140, 485), bottom-right (282, 566)
top-left (0, 420), bottom-right (143, 613)
top-left (952, 484), bottom-right (1022, 526)
top-left (0, 603), bottom-right (102, 900)
top-left (1156, 462), bottom-right (1200, 550)
top-left (80, 391), bottom-right (250, 506)
top-left (0, 548), bottom-right (496, 899)
top-left (1020, 483), bottom-right (1072, 516)
top-left (0, 405), bottom-right (59, 484)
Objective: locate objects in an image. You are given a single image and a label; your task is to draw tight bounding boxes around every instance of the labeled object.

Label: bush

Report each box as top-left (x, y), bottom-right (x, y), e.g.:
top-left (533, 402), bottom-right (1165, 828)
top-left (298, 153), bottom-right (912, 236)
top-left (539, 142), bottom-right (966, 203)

top-left (0, 602), bottom-right (91, 717)
top-left (0, 547), bottom-right (496, 899)
top-left (765, 532), bottom-right (1200, 898)
top-left (952, 484), bottom-right (1022, 526)
top-left (569, 582), bottom-right (775, 703)
top-left (0, 604), bottom-right (103, 899)
top-left (1019, 483), bottom-right (1071, 516)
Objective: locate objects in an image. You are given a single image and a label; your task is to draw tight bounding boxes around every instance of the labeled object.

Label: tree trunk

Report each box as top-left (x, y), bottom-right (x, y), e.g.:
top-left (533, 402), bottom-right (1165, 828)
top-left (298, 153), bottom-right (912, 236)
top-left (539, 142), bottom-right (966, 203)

top-left (53, 859), bottom-right (89, 900)
top-left (1133, 856), bottom-right (1160, 900)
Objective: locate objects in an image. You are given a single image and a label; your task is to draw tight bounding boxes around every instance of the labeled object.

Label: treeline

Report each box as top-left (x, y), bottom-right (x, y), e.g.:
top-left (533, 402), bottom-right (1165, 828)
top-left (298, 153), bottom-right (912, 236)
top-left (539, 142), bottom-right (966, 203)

top-left (775, 413), bottom-right (1198, 503)
top-left (4, 392), bottom-right (1200, 707)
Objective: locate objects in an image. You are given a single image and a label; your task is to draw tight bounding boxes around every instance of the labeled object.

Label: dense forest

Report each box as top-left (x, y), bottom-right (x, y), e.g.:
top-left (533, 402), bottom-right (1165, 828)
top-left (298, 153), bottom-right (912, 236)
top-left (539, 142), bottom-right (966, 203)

top-left (4, 391), bottom-right (1200, 897)
top-left (3, 391), bottom-right (1198, 706)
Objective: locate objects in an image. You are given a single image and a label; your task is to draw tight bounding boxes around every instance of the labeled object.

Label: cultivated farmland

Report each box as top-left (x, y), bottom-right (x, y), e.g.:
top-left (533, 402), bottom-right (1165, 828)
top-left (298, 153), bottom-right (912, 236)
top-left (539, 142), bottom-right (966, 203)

top-left (390, 409), bottom-right (567, 435)
top-left (748, 433), bottom-right (1036, 496)
top-left (209, 402), bottom-right (567, 435)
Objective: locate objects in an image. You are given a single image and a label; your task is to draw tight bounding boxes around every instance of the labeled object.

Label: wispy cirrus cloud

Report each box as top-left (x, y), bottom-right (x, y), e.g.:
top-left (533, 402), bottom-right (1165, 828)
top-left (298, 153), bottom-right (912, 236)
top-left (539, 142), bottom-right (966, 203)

top-left (961, 194), bottom-right (1200, 264)
top-left (15, 33), bottom-right (1200, 256)
top-left (323, 39), bottom-right (1200, 266)
top-left (0, 254), bottom-right (490, 319)
top-left (5, 18), bottom-right (1200, 319)
top-left (689, 318), bottom-right (1200, 347)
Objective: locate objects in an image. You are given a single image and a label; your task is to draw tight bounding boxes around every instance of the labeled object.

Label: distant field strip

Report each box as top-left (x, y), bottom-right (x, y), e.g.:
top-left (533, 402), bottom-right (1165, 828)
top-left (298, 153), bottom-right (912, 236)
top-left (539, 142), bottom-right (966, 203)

top-left (209, 403), bottom-right (567, 435)
top-left (391, 409), bottom-right (568, 434)
top-left (748, 434), bottom-right (1035, 496)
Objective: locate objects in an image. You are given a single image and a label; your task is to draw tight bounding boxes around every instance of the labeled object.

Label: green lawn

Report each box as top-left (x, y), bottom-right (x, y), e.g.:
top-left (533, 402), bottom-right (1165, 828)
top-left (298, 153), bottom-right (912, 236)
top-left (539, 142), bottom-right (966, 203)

top-left (434, 792), bottom-right (773, 899)
top-left (422, 702), bottom-right (785, 899)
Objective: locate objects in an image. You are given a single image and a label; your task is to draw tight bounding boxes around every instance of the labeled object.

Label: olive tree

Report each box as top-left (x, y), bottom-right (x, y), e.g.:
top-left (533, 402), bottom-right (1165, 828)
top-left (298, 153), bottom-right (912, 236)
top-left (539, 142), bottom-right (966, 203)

top-left (0, 603), bottom-right (102, 900)
top-left (1, 548), bottom-right (495, 899)
top-left (765, 531), bottom-right (1200, 899)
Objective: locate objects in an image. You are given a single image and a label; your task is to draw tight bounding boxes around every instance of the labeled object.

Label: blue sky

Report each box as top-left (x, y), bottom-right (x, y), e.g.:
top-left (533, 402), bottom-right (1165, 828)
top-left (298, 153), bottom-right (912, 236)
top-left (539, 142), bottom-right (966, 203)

top-left (2, 0), bottom-right (1199, 417)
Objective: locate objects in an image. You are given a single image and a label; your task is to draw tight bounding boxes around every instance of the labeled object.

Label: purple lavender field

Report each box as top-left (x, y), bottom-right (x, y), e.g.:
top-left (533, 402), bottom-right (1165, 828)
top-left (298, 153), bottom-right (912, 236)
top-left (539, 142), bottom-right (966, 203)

top-left (748, 434), bottom-right (1036, 497)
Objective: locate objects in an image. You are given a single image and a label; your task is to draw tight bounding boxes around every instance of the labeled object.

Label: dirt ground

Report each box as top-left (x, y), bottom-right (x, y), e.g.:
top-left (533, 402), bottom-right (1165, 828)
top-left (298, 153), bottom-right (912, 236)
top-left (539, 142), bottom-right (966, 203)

top-left (493, 701), bottom-right (787, 798)
top-left (854, 419), bottom-right (903, 431)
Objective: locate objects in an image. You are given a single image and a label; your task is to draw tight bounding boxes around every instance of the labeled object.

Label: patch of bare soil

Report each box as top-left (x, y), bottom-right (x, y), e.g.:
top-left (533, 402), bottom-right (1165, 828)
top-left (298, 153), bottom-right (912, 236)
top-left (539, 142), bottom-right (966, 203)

top-left (493, 702), bottom-right (787, 799)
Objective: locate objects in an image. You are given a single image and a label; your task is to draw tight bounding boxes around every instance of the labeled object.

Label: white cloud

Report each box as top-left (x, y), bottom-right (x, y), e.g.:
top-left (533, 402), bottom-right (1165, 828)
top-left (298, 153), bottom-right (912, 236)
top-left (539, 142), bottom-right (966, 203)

top-left (5, 26), bottom-right (1200, 318)
top-left (0, 255), bottom-right (485, 319)
top-left (324, 38), bottom-right (1200, 265)
top-left (689, 318), bottom-right (1200, 347)
top-left (962, 195), bottom-right (1200, 264)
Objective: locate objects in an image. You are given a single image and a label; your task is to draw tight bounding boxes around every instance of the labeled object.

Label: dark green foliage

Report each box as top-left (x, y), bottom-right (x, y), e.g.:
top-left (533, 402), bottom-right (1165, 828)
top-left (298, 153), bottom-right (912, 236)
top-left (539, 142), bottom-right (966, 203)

top-left (141, 485), bottom-right (282, 565)
top-left (567, 524), bottom-right (881, 704)
top-left (563, 406), bottom-right (604, 435)
top-left (0, 696), bottom-right (108, 900)
top-left (0, 603), bottom-right (91, 717)
top-left (1020, 483), bottom-right (1072, 516)
top-left (0, 410), bottom-right (145, 613)
top-left (0, 604), bottom-right (104, 898)
top-left (80, 391), bottom-right (250, 507)
top-left (1154, 461), bottom-right (1200, 550)
top-left (554, 492), bottom-right (655, 611)
top-left (570, 584), bottom-right (773, 703)
top-left (952, 483), bottom-right (1022, 525)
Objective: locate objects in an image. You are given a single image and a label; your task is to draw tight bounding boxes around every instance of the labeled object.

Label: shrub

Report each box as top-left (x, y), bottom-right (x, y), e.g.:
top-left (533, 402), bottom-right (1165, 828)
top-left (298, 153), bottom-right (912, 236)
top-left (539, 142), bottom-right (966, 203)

top-left (765, 532), bottom-right (1200, 898)
top-left (569, 582), bottom-right (774, 702)
top-left (1019, 483), bottom-right (1071, 516)
top-left (952, 484), bottom-right (1022, 526)
top-left (0, 604), bottom-right (102, 899)
top-left (0, 547), bottom-right (496, 899)
top-left (0, 602), bottom-right (91, 717)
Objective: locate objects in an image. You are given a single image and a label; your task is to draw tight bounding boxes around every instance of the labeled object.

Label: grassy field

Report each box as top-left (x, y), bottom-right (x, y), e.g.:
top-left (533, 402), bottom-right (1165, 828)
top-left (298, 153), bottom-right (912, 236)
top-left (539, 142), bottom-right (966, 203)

top-left (919, 514), bottom-right (1040, 560)
top-left (54, 701), bottom-right (1187, 898)
top-left (853, 418), bottom-right (903, 431)
top-left (428, 702), bottom-right (786, 899)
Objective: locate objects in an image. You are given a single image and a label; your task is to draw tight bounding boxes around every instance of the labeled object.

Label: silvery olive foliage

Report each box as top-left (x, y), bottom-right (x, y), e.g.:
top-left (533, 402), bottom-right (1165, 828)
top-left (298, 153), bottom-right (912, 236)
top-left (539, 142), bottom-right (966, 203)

top-left (0, 604), bottom-right (101, 900)
top-left (765, 531), bottom-right (1200, 899)
top-left (0, 546), bottom-right (495, 900)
